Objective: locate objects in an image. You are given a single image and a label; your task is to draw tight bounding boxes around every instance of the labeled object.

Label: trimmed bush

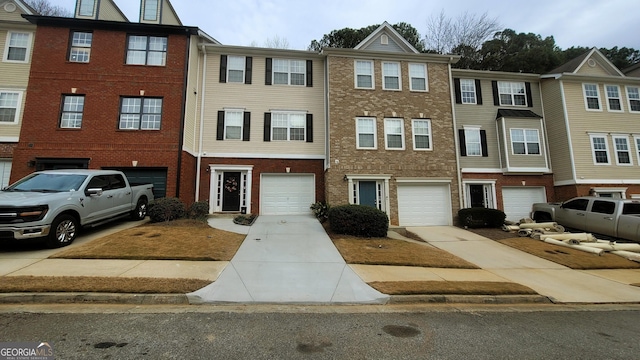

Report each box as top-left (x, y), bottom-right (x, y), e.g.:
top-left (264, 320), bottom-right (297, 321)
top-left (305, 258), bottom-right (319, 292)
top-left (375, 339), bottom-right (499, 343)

top-left (328, 204), bottom-right (389, 237)
top-left (187, 201), bottom-right (210, 220)
top-left (310, 201), bottom-right (330, 223)
top-left (458, 208), bottom-right (506, 228)
top-left (148, 197), bottom-right (186, 223)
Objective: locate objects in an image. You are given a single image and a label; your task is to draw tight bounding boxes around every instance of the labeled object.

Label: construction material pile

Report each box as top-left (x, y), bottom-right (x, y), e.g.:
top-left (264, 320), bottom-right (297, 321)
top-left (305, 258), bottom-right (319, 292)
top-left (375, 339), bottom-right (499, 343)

top-left (502, 220), bottom-right (640, 263)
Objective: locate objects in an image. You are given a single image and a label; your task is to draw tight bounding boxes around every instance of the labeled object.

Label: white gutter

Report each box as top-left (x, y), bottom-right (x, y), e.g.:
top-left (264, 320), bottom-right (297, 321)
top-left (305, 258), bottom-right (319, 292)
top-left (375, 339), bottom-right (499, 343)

top-left (195, 45), bottom-right (207, 201)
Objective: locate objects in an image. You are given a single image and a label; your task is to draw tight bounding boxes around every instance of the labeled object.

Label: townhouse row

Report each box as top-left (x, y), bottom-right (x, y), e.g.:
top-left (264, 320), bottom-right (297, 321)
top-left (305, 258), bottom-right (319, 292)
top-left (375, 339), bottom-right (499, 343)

top-left (2, 0), bottom-right (640, 227)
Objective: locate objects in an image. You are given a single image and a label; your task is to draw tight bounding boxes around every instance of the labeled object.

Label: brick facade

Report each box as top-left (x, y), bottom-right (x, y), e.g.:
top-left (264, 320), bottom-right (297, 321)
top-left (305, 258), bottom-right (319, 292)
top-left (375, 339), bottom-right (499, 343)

top-left (11, 22), bottom-right (191, 200)
top-left (461, 173), bottom-right (556, 207)
top-left (326, 55), bottom-right (459, 225)
top-left (0, 143), bottom-right (16, 158)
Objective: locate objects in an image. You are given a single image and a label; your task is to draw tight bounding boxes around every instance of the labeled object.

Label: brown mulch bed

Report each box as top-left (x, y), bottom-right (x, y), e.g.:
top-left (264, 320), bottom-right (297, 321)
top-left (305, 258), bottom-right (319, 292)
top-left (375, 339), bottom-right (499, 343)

top-left (369, 281), bottom-right (537, 296)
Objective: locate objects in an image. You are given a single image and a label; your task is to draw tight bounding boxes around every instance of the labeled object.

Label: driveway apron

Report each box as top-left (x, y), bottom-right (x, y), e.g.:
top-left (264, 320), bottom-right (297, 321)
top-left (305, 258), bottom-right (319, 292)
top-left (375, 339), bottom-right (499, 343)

top-left (188, 215), bottom-right (389, 304)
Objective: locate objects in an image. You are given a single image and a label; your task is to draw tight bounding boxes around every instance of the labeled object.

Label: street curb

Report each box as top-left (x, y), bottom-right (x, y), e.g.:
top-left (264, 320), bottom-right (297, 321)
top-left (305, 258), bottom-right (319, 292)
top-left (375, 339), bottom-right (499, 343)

top-left (389, 294), bottom-right (553, 304)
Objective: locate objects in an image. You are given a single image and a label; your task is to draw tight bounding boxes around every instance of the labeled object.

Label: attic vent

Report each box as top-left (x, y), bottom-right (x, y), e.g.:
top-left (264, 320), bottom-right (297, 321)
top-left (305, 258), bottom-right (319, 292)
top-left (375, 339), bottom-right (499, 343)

top-left (587, 59), bottom-right (597, 68)
top-left (4, 3), bottom-right (17, 12)
top-left (381, 35), bottom-right (389, 45)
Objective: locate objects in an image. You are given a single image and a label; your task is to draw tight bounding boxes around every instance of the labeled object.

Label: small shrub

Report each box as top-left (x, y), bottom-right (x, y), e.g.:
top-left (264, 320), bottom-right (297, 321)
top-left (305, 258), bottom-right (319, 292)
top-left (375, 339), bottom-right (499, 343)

top-left (187, 201), bottom-right (210, 221)
top-left (458, 208), bottom-right (506, 228)
top-left (328, 204), bottom-right (389, 237)
top-left (148, 197), bottom-right (186, 223)
top-left (310, 201), bottom-right (330, 223)
top-left (234, 214), bottom-right (257, 226)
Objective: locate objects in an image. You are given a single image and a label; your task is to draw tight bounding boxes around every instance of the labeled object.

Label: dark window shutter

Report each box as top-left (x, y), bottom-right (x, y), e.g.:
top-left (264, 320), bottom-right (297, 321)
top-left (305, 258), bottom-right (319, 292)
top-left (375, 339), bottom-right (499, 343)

top-left (454, 78), bottom-right (462, 104)
top-left (243, 112), bottom-right (251, 141)
top-left (525, 82), bottom-right (533, 107)
top-left (306, 114), bottom-right (313, 142)
top-left (265, 58), bottom-right (272, 85)
top-left (216, 111), bottom-right (224, 140)
top-left (263, 112), bottom-right (271, 142)
top-left (475, 79), bottom-right (483, 105)
top-left (458, 129), bottom-right (467, 156)
top-left (492, 81), bottom-right (499, 106)
top-left (306, 60), bottom-right (313, 87)
top-left (219, 55), bottom-right (227, 83)
top-left (480, 130), bottom-right (488, 157)
top-left (244, 56), bottom-right (252, 84)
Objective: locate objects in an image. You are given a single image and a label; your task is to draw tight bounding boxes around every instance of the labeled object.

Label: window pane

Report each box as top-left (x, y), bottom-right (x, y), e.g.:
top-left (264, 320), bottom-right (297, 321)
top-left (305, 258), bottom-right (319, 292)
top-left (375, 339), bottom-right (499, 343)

top-left (79, 0), bottom-right (95, 16)
top-left (148, 37), bottom-right (166, 51)
top-left (146, 51), bottom-right (166, 66)
top-left (411, 78), bottom-right (426, 91)
top-left (143, 0), bottom-right (158, 20)
top-left (7, 47), bottom-right (26, 61)
top-left (415, 135), bottom-right (430, 149)
top-left (357, 75), bottom-right (372, 88)
top-left (359, 134), bottom-right (374, 148)
top-left (128, 36), bottom-right (147, 50)
top-left (274, 73), bottom-right (288, 84)
top-left (119, 114), bottom-right (140, 129)
top-left (72, 32), bottom-right (92, 47)
top-left (272, 128), bottom-right (287, 140)
top-left (387, 134), bottom-right (402, 148)
top-left (513, 143), bottom-right (526, 154)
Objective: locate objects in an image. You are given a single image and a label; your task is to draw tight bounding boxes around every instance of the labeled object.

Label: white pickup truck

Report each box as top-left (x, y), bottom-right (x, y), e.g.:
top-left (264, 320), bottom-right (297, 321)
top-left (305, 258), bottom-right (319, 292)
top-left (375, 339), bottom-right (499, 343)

top-left (0, 170), bottom-right (154, 248)
top-left (530, 197), bottom-right (640, 242)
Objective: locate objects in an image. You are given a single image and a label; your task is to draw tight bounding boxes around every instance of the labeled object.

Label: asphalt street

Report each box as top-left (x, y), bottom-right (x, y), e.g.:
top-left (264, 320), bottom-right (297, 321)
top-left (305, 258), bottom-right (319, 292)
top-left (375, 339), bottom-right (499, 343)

top-left (1, 304), bottom-right (639, 359)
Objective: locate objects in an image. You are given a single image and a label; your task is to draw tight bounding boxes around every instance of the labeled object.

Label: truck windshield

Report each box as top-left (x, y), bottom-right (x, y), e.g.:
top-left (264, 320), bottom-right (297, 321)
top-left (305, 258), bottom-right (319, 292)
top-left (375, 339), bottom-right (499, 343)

top-left (622, 203), bottom-right (640, 215)
top-left (5, 173), bottom-right (88, 192)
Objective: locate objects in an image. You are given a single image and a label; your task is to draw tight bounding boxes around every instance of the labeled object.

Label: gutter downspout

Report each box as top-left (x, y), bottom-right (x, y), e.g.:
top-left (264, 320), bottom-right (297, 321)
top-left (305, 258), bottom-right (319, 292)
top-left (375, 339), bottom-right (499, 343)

top-left (195, 45), bottom-right (207, 202)
top-left (448, 62), bottom-right (464, 214)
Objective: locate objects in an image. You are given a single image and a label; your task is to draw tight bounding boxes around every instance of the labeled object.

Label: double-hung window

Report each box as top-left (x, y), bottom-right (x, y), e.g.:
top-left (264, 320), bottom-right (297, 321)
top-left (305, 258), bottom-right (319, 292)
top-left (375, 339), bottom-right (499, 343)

top-left (382, 62), bottom-right (401, 90)
top-left (583, 83), bottom-right (601, 110)
top-left (224, 110), bottom-right (243, 140)
top-left (510, 129), bottom-right (540, 155)
top-left (227, 56), bottom-right (246, 83)
top-left (60, 95), bottom-right (85, 129)
top-left (119, 97), bottom-right (162, 130)
top-left (0, 91), bottom-right (21, 123)
top-left (498, 81), bottom-right (526, 106)
top-left (355, 60), bottom-right (374, 89)
top-left (590, 134), bottom-right (610, 164)
top-left (627, 86), bottom-right (640, 112)
top-left (126, 35), bottom-right (167, 66)
top-left (4, 32), bottom-right (30, 62)
top-left (384, 118), bottom-right (404, 149)
top-left (69, 31), bottom-right (92, 63)
top-left (461, 79), bottom-right (477, 104)
top-left (464, 128), bottom-right (482, 156)
top-left (409, 63), bottom-right (427, 91)
top-left (271, 112), bottom-right (305, 141)
top-left (613, 136), bottom-right (632, 165)
top-left (356, 118), bottom-right (376, 149)
top-left (605, 85), bottom-right (623, 112)
top-left (412, 119), bottom-right (431, 150)
top-left (273, 59), bottom-right (305, 85)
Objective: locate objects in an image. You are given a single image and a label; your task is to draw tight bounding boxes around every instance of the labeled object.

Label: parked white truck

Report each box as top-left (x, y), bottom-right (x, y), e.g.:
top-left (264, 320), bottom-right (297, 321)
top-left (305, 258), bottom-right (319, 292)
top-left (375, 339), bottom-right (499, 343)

top-left (0, 170), bottom-right (154, 248)
top-left (530, 197), bottom-right (640, 242)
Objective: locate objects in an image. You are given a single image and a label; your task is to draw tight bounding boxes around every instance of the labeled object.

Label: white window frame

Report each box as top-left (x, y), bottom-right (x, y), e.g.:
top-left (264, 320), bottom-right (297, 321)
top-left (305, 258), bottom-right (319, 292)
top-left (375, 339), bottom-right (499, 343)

top-left (590, 134), bottom-right (610, 165)
top-left (510, 128), bottom-right (541, 155)
top-left (69, 31), bottom-right (93, 63)
top-left (356, 117), bottom-right (377, 149)
top-left (412, 119), bottom-right (432, 150)
top-left (464, 127), bottom-right (482, 156)
top-left (271, 111), bottom-right (306, 141)
top-left (626, 86), bottom-right (640, 113)
top-left (409, 63), bottom-right (428, 92)
top-left (272, 59), bottom-right (306, 86)
top-left (384, 118), bottom-right (405, 150)
top-left (497, 81), bottom-right (526, 106)
top-left (460, 79), bottom-right (477, 104)
top-left (463, 180), bottom-right (497, 209)
top-left (635, 136), bottom-right (640, 166)
top-left (612, 135), bottom-right (633, 166)
top-left (345, 175), bottom-right (391, 213)
top-left (60, 95), bottom-right (85, 129)
top-left (605, 85), bottom-right (624, 112)
top-left (583, 83), bottom-right (602, 111)
top-left (227, 55), bottom-right (246, 83)
top-left (354, 60), bottom-right (374, 89)
top-left (3, 31), bottom-right (32, 63)
top-left (382, 62), bottom-right (401, 90)
top-left (0, 90), bottom-right (23, 124)
top-left (223, 110), bottom-right (244, 140)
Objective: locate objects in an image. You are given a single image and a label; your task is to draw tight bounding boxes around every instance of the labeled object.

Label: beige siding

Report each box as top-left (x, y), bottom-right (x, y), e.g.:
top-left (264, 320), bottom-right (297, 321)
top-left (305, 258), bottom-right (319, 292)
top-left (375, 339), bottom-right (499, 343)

top-left (182, 36), bottom-right (202, 153)
top-left (0, 88), bottom-right (25, 138)
top-left (500, 118), bottom-right (548, 169)
top-left (0, 3), bottom-right (31, 22)
top-left (0, 29), bottom-right (33, 86)
top-left (201, 52), bottom-right (325, 157)
top-left (540, 79), bottom-right (573, 182)
top-left (575, 60), bottom-right (613, 76)
top-left (160, 0), bottom-right (181, 25)
top-left (96, 0), bottom-right (128, 21)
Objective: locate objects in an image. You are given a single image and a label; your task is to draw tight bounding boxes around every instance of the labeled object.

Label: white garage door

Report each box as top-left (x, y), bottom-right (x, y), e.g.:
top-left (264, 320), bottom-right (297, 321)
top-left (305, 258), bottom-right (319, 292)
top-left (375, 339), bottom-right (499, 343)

top-left (261, 174), bottom-right (315, 215)
top-left (0, 160), bottom-right (11, 188)
top-left (397, 183), bottom-right (452, 226)
top-left (502, 187), bottom-right (547, 222)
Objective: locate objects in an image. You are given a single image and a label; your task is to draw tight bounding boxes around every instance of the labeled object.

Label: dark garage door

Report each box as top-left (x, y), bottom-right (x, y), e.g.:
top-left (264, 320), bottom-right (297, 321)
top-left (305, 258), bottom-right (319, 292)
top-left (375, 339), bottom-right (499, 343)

top-left (108, 167), bottom-right (168, 199)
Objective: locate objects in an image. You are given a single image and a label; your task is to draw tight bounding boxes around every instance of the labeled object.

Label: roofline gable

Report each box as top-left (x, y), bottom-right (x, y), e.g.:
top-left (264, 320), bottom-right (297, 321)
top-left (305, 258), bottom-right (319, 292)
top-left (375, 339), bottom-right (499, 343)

top-left (6, 0), bottom-right (36, 15)
top-left (354, 21), bottom-right (419, 53)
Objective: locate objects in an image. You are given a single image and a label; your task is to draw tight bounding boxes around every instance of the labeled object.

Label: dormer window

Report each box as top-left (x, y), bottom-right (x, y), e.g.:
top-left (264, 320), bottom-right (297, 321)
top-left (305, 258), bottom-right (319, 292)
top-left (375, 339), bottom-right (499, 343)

top-left (78, 0), bottom-right (95, 17)
top-left (143, 0), bottom-right (159, 21)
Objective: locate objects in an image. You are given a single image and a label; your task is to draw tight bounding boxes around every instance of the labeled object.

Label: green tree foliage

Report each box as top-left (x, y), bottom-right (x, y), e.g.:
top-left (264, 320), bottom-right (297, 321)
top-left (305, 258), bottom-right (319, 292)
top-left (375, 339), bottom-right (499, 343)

top-left (308, 23), bottom-right (425, 52)
top-left (598, 47), bottom-right (640, 70)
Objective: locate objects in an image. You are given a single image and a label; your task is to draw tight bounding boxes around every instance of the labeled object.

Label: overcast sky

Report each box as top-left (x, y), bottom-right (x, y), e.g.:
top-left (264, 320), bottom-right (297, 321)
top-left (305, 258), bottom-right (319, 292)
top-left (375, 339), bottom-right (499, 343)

top-left (57, 0), bottom-right (639, 51)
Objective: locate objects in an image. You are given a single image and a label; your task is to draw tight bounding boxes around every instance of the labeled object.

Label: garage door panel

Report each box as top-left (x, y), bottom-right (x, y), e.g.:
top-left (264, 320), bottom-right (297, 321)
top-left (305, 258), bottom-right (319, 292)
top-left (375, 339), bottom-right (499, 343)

top-left (398, 184), bottom-right (452, 226)
top-left (261, 175), bottom-right (314, 215)
top-left (502, 187), bottom-right (546, 222)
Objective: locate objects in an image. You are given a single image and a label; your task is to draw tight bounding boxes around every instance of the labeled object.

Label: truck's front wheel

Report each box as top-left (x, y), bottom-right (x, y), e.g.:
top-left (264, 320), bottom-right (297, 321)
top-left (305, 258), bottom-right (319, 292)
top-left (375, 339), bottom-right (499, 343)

top-left (131, 198), bottom-right (148, 220)
top-left (46, 214), bottom-right (78, 248)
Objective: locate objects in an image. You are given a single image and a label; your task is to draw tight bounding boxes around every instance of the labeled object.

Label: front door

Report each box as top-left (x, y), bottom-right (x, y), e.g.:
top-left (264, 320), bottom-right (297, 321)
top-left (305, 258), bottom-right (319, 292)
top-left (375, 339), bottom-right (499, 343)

top-left (222, 172), bottom-right (241, 212)
top-left (469, 184), bottom-right (485, 208)
top-left (359, 181), bottom-right (378, 209)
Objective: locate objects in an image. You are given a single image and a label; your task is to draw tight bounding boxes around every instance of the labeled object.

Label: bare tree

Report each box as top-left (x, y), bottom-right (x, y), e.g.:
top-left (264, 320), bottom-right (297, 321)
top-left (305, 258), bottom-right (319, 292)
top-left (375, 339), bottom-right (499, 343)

top-left (264, 35), bottom-right (290, 49)
top-left (24, 0), bottom-right (72, 17)
top-left (425, 10), bottom-right (500, 54)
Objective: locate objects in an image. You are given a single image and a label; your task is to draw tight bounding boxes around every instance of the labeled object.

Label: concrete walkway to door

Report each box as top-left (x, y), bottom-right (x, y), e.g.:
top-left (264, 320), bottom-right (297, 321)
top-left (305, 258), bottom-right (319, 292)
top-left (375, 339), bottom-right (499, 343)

top-left (187, 215), bottom-right (389, 304)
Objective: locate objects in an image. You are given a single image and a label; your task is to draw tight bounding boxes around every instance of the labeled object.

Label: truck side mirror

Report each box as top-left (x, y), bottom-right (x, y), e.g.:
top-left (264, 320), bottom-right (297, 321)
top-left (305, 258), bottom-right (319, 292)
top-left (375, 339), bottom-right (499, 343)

top-left (86, 188), bottom-right (103, 197)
